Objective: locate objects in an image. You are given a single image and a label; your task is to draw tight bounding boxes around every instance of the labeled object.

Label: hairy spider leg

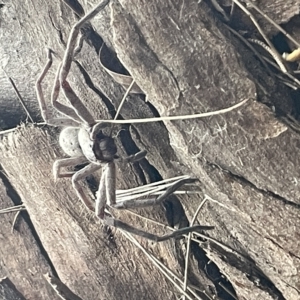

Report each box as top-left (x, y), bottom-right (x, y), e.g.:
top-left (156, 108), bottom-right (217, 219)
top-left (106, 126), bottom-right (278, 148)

top-left (53, 156), bottom-right (88, 180)
top-left (95, 162), bottom-right (116, 219)
top-left (106, 219), bottom-right (214, 242)
top-left (95, 162), bottom-right (214, 241)
top-left (59, 0), bottom-right (110, 127)
top-left (51, 62), bottom-right (83, 124)
top-left (35, 49), bottom-right (81, 127)
top-left (95, 149), bottom-right (147, 219)
top-left (72, 163), bottom-right (103, 212)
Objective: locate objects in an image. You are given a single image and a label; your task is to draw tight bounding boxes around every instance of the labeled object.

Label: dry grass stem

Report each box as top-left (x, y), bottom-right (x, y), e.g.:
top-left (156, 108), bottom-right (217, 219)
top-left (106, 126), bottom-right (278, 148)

top-left (248, 39), bottom-right (287, 73)
top-left (96, 98), bottom-right (249, 124)
top-left (218, 282), bottom-right (238, 300)
top-left (116, 175), bottom-right (199, 202)
top-left (0, 204), bottom-right (26, 214)
top-left (2, 69), bottom-right (35, 123)
top-left (11, 210), bottom-right (22, 233)
top-left (0, 98), bottom-right (248, 136)
top-left (243, 0), bottom-right (300, 48)
top-left (120, 230), bottom-right (204, 300)
top-left (232, 0), bottom-right (283, 69)
top-left (182, 197), bottom-right (208, 300)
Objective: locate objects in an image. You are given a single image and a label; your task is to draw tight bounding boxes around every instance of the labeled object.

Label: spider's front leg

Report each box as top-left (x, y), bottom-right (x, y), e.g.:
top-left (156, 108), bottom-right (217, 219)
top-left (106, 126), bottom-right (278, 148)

top-left (35, 49), bottom-right (82, 127)
top-left (93, 148), bottom-right (147, 218)
top-left (58, 0), bottom-right (110, 127)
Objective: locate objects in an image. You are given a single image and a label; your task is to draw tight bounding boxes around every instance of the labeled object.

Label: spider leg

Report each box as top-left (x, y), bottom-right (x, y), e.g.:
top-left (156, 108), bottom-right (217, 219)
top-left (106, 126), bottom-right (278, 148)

top-left (95, 162), bottom-right (116, 219)
top-left (124, 150), bottom-right (147, 163)
top-left (96, 164), bottom-right (212, 241)
top-left (59, 0), bottom-right (109, 126)
top-left (95, 156), bottom-right (146, 219)
top-left (51, 62), bottom-right (83, 124)
top-left (35, 49), bottom-right (81, 127)
top-left (53, 156), bottom-right (88, 180)
top-left (105, 218), bottom-right (214, 242)
top-left (113, 177), bottom-right (198, 209)
top-left (72, 163), bottom-right (102, 211)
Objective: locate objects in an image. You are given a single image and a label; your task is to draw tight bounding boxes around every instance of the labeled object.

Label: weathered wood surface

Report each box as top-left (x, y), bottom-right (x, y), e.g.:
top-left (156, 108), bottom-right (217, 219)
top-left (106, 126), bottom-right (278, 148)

top-left (0, 277), bottom-right (26, 300)
top-left (0, 174), bottom-right (61, 300)
top-left (1, 0), bottom-right (300, 299)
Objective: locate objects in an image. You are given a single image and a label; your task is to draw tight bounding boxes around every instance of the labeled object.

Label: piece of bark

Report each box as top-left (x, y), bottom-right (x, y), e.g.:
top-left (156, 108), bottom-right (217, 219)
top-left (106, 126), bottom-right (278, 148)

top-left (0, 174), bottom-right (61, 300)
top-left (44, 273), bottom-right (83, 300)
top-left (0, 277), bottom-right (26, 300)
top-left (109, 1), bottom-right (300, 299)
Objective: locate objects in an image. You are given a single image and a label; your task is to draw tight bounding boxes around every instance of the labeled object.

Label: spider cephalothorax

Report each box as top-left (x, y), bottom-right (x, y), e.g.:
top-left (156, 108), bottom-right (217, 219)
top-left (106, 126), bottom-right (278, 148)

top-left (80, 126), bottom-right (118, 164)
top-left (35, 0), bottom-right (213, 241)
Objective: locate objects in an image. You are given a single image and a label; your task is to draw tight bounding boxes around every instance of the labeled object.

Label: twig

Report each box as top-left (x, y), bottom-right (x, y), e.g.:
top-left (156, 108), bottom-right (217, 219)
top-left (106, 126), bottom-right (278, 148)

top-left (248, 39), bottom-right (287, 73)
top-left (44, 273), bottom-right (83, 300)
top-left (3, 70), bottom-right (34, 123)
top-left (182, 197), bottom-right (208, 299)
top-left (232, 0), bottom-right (285, 72)
top-left (11, 210), bottom-right (22, 233)
top-left (243, 0), bottom-right (300, 48)
top-left (224, 24), bottom-right (272, 74)
top-left (96, 98), bottom-right (250, 124)
top-left (0, 204), bottom-right (26, 214)
top-left (0, 122), bottom-right (46, 135)
top-left (120, 230), bottom-right (204, 300)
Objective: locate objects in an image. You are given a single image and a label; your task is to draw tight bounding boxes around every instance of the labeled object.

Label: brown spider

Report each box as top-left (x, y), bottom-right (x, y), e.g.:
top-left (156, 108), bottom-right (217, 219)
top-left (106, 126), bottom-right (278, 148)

top-left (35, 0), bottom-right (214, 241)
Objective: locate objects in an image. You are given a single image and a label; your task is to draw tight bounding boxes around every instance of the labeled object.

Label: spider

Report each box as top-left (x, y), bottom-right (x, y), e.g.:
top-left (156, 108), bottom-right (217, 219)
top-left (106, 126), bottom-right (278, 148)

top-left (35, 0), bottom-right (214, 241)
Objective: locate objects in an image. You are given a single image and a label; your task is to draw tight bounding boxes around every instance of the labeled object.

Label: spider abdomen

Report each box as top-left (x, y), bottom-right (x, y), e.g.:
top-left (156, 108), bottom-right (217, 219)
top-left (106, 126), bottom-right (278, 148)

top-left (59, 127), bottom-right (83, 157)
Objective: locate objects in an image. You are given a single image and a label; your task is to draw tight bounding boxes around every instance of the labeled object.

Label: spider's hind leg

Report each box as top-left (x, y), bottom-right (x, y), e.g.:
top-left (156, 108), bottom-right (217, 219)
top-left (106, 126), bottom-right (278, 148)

top-left (103, 176), bottom-right (214, 242)
top-left (124, 150), bottom-right (147, 163)
top-left (104, 216), bottom-right (214, 242)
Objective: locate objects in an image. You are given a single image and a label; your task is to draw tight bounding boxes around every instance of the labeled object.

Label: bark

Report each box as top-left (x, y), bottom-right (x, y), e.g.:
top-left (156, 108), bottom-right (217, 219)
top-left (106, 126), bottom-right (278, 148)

top-left (1, 1), bottom-right (300, 299)
top-left (0, 172), bottom-right (61, 300)
top-left (0, 277), bottom-right (26, 300)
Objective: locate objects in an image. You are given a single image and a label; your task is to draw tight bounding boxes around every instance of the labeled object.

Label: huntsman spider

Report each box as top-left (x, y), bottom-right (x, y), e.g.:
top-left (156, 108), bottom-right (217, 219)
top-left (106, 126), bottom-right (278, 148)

top-left (35, 0), bottom-right (214, 241)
